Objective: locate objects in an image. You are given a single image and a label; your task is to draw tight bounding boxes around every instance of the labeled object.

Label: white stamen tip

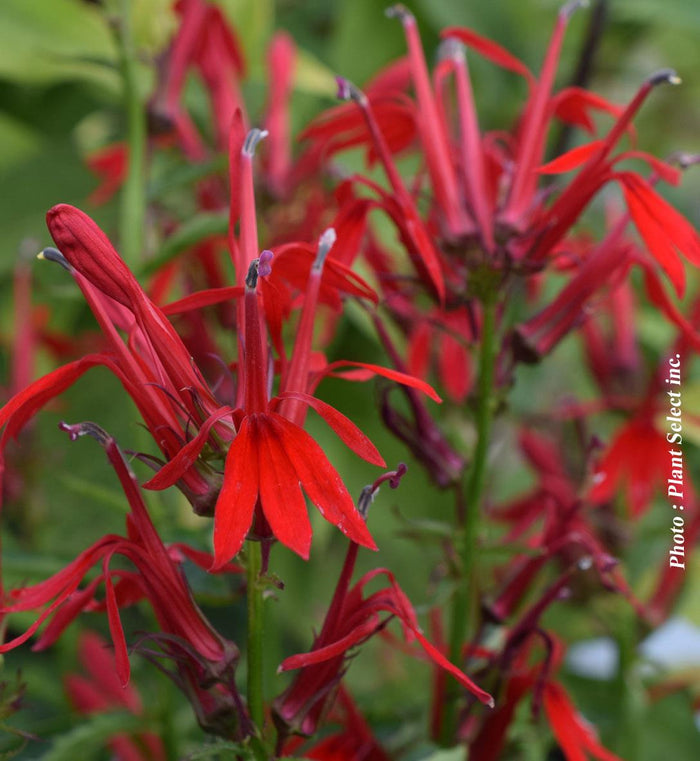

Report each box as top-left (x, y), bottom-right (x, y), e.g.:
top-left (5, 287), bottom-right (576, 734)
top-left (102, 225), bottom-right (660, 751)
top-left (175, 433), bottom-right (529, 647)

top-left (242, 128), bottom-right (269, 157)
top-left (314, 228), bottom-right (336, 271)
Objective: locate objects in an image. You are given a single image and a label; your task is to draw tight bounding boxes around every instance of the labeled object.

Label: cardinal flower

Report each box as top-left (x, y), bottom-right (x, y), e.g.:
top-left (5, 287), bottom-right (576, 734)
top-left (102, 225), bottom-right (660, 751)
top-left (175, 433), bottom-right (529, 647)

top-left (209, 249), bottom-right (381, 566)
top-left (65, 631), bottom-right (167, 761)
top-left (0, 423), bottom-right (239, 689)
top-left (274, 469), bottom-right (493, 741)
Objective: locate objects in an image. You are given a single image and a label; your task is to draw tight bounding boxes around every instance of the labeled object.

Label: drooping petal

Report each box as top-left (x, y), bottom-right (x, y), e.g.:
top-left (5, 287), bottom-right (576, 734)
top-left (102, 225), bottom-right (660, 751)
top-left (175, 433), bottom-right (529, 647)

top-left (273, 391), bottom-right (385, 467)
top-left (543, 682), bottom-right (623, 761)
top-left (212, 416), bottom-right (260, 568)
top-left (279, 617), bottom-right (380, 671)
top-left (618, 177), bottom-right (687, 296)
top-left (639, 261), bottom-right (700, 351)
top-left (441, 27), bottom-right (534, 83)
top-left (0, 354), bottom-right (109, 443)
top-left (161, 286), bottom-right (244, 316)
top-left (538, 140), bottom-right (606, 175)
top-left (318, 360), bottom-right (442, 402)
top-left (103, 550), bottom-right (131, 685)
top-left (551, 87), bottom-right (625, 135)
top-left (257, 416), bottom-right (312, 559)
top-left (618, 170), bottom-right (700, 296)
top-left (268, 414), bottom-right (377, 551)
top-left (142, 406), bottom-right (235, 491)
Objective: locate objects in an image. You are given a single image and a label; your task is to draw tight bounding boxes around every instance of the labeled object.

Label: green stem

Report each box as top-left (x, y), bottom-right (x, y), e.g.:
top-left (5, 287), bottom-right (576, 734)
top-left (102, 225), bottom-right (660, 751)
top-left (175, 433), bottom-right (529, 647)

top-left (615, 609), bottom-right (645, 759)
top-left (246, 541), bottom-right (265, 732)
top-left (115, 0), bottom-right (147, 267)
top-left (440, 295), bottom-right (498, 746)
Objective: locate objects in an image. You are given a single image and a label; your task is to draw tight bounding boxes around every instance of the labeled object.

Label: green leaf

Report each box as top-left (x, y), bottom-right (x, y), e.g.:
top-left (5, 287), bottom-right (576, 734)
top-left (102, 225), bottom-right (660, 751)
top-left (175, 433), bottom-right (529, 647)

top-left (216, 0), bottom-right (274, 79)
top-left (184, 740), bottom-right (257, 760)
top-left (38, 712), bottom-right (146, 761)
top-left (56, 472), bottom-right (128, 514)
top-left (1, 550), bottom-right (75, 580)
top-left (0, 115), bottom-right (41, 173)
top-left (331, 0), bottom-right (406, 85)
top-left (0, 0), bottom-right (118, 88)
top-left (417, 748), bottom-right (466, 761)
top-left (147, 155), bottom-right (228, 201)
top-left (131, 0), bottom-right (178, 57)
top-left (142, 213), bottom-right (228, 276)
top-left (294, 48), bottom-right (338, 98)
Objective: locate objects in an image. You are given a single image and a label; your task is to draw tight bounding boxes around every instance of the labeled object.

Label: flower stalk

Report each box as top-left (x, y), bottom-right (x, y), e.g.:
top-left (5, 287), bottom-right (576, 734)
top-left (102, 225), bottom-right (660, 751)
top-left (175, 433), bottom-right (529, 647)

top-left (442, 293), bottom-right (499, 744)
top-left (246, 539), bottom-right (266, 736)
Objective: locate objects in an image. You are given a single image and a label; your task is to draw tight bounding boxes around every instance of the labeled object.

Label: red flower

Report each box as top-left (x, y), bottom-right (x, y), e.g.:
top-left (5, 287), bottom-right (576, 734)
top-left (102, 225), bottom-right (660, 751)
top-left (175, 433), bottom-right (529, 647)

top-left (274, 474), bottom-right (493, 740)
top-left (0, 422), bottom-right (239, 691)
top-left (543, 681), bottom-right (623, 761)
top-left (589, 415), bottom-right (669, 517)
top-left (283, 688), bottom-right (390, 761)
top-left (66, 631), bottom-right (167, 761)
top-left (85, 143), bottom-right (128, 206)
top-left (210, 249), bottom-right (381, 566)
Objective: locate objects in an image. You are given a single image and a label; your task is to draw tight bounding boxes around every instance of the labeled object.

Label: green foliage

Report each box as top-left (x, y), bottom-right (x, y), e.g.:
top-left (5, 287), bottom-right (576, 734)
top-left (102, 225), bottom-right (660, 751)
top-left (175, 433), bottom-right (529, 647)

top-left (0, 0), bottom-right (117, 88)
top-left (37, 712), bottom-right (148, 761)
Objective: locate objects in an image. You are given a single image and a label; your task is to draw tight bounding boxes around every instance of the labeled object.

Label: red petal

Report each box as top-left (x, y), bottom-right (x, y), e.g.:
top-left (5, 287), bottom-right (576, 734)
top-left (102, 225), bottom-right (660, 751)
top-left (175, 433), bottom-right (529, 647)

top-left (273, 392), bottom-right (385, 467)
top-left (212, 416), bottom-right (259, 568)
top-left (402, 203), bottom-right (446, 303)
top-left (639, 261), bottom-right (700, 351)
top-left (439, 333), bottom-right (471, 403)
top-left (318, 360), bottom-right (442, 403)
top-left (257, 416), bottom-right (312, 559)
top-left (544, 682), bottom-right (623, 761)
top-left (270, 414), bottom-right (377, 551)
top-left (441, 28), bottom-right (534, 83)
top-left (272, 242), bottom-right (378, 305)
top-left (278, 617), bottom-right (380, 671)
top-left (0, 354), bottom-right (107, 442)
top-left (47, 205), bottom-right (142, 308)
top-left (552, 87), bottom-right (626, 135)
top-left (615, 151), bottom-right (680, 186)
top-left (619, 177), bottom-right (687, 296)
top-left (102, 551), bottom-right (131, 686)
top-left (410, 627), bottom-right (494, 708)
top-left (538, 140), bottom-right (605, 175)
top-left (170, 543), bottom-right (243, 574)
top-left (161, 286), bottom-right (244, 315)
top-left (142, 406), bottom-right (235, 490)
top-left (228, 108), bottom-right (246, 230)
top-left (620, 172), bottom-right (700, 269)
